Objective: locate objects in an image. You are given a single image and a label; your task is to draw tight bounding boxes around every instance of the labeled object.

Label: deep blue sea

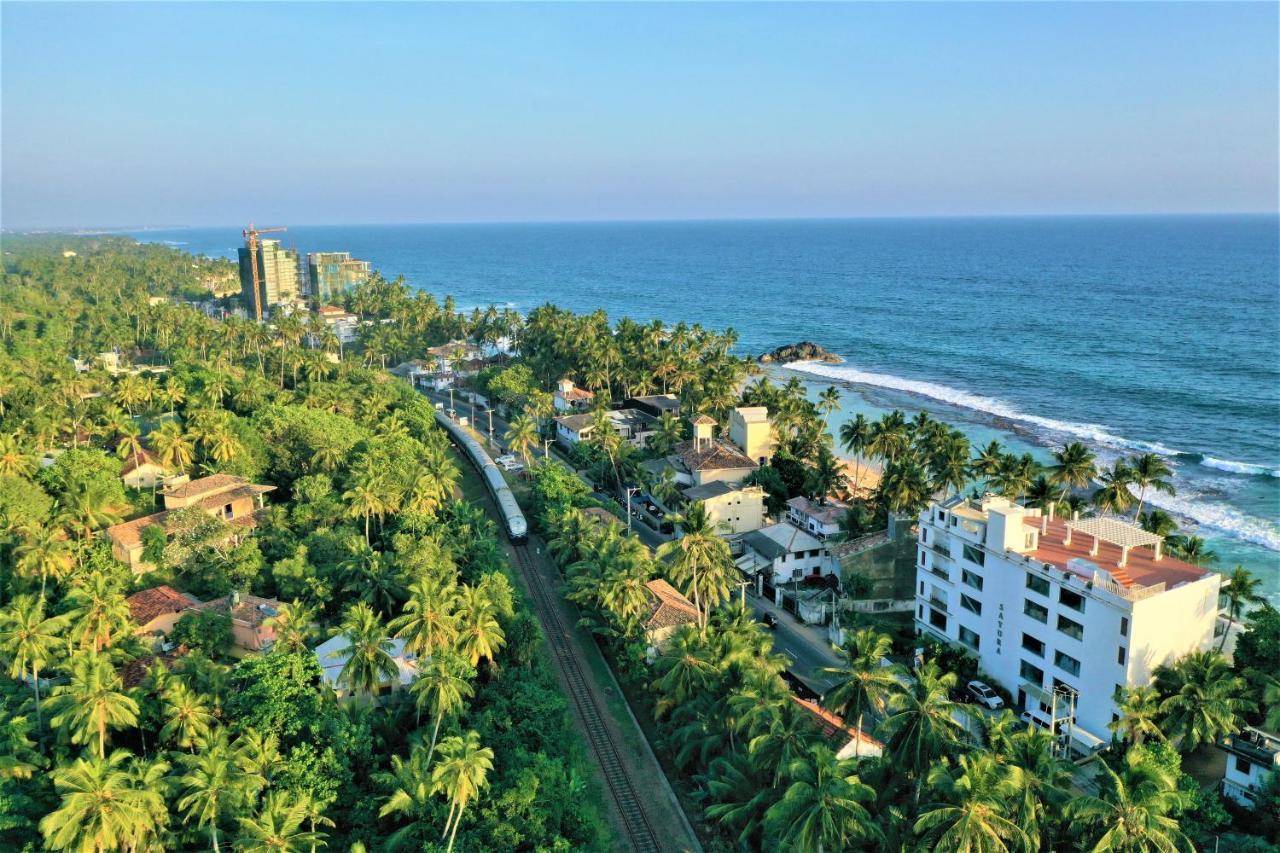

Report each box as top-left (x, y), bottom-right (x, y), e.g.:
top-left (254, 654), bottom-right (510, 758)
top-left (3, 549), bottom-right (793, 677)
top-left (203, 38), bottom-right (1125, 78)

top-left (130, 216), bottom-right (1280, 601)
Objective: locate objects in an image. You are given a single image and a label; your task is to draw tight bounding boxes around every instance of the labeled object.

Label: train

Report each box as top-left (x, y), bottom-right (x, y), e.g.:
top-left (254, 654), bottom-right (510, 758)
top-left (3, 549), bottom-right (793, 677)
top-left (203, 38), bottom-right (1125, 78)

top-left (434, 409), bottom-right (528, 543)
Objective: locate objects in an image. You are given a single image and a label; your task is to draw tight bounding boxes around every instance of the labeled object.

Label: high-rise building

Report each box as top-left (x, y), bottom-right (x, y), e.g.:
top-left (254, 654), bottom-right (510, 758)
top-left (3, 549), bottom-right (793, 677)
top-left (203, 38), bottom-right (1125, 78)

top-left (239, 239), bottom-right (302, 319)
top-left (307, 251), bottom-right (371, 306)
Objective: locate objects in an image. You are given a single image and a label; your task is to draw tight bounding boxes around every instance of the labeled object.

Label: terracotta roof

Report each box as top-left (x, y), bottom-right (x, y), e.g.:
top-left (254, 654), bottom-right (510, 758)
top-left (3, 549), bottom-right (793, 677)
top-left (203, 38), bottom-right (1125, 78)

top-left (126, 585), bottom-right (191, 626)
top-left (674, 439), bottom-right (757, 473)
top-left (787, 496), bottom-right (849, 526)
top-left (1027, 515), bottom-right (1209, 591)
top-left (162, 473), bottom-right (247, 500)
top-left (196, 484), bottom-right (273, 511)
top-left (557, 386), bottom-right (594, 401)
top-left (643, 579), bottom-right (699, 630)
top-left (790, 695), bottom-right (884, 752)
top-left (690, 414), bottom-right (716, 425)
top-left (107, 512), bottom-right (167, 550)
top-left (119, 653), bottom-right (182, 689)
top-left (120, 447), bottom-right (166, 476)
top-left (189, 592), bottom-right (282, 627)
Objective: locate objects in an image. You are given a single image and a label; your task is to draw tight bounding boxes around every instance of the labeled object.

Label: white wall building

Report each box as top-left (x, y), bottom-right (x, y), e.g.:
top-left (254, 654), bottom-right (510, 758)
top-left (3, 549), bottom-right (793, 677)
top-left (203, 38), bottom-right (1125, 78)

top-left (786, 496), bottom-right (849, 540)
top-left (914, 496), bottom-right (1222, 746)
top-left (741, 522), bottom-right (836, 594)
top-left (1218, 728), bottom-right (1280, 808)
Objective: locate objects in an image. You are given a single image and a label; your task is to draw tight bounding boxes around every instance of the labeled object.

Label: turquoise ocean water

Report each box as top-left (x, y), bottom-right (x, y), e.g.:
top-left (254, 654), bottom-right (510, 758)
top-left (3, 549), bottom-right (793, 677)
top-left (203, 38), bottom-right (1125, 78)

top-left (131, 216), bottom-right (1280, 601)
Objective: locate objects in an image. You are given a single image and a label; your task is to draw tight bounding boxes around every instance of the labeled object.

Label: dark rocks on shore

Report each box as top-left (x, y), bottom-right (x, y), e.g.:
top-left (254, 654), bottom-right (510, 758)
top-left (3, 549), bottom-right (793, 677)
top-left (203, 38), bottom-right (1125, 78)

top-left (758, 341), bottom-right (843, 365)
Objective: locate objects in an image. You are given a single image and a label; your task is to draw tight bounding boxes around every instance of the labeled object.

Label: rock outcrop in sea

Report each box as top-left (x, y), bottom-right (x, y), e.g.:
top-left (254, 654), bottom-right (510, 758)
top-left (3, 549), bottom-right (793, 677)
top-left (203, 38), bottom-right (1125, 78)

top-left (757, 341), bottom-right (842, 365)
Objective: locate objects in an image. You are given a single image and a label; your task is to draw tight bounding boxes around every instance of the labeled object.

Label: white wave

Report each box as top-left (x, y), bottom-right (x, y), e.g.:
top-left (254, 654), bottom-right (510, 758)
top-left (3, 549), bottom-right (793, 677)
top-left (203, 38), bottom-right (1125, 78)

top-left (1200, 456), bottom-right (1280, 478)
top-left (787, 360), bottom-right (1182, 455)
top-left (1141, 489), bottom-right (1280, 553)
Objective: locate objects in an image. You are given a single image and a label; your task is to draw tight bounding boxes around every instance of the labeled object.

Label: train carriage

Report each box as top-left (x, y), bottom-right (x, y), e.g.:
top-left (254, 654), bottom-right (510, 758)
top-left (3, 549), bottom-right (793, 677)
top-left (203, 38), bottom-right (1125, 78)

top-left (434, 410), bottom-right (528, 543)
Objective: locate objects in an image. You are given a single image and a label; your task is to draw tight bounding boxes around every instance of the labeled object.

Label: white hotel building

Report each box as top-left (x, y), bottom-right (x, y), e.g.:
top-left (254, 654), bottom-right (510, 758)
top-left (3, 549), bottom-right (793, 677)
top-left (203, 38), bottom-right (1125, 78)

top-left (915, 495), bottom-right (1222, 746)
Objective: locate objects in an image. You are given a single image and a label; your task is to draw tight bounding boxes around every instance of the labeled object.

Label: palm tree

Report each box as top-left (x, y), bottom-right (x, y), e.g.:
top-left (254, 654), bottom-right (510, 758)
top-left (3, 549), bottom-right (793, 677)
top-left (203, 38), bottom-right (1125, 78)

top-left (1002, 725), bottom-right (1072, 845)
top-left (150, 419), bottom-right (196, 473)
top-left (880, 456), bottom-right (932, 515)
top-left (1166, 534), bottom-right (1218, 566)
top-left (652, 626), bottom-right (718, 716)
top-left (503, 414), bottom-right (539, 466)
top-left (657, 502), bottom-right (734, 632)
top-left (46, 652), bottom-right (140, 759)
top-left (432, 730), bottom-right (495, 853)
top-left (971, 440), bottom-right (1005, 483)
top-left (160, 681), bottom-right (217, 751)
top-left (992, 453), bottom-right (1040, 502)
top-left (57, 479), bottom-right (126, 542)
top-left (454, 585), bottom-right (506, 668)
top-left (0, 594), bottom-right (68, 732)
top-left (390, 577), bottom-right (459, 659)
top-left (914, 752), bottom-right (1031, 852)
top-left (332, 602), bottom-right (399, 700)
top-left (40, 750), bottom-right (169, 853)
top-left (12, 527), bottom-right (74, 602)
top-left (343, 470), bottom-right (394, 544)
top-left (1154, 650), bottom-right (1252, 751)
top-left (879, 659), bottom-right (965, 805)
top-left (410, 649), bottom-right (475, 765)
top-left (763, 744), bottom-right (883, 852)
top-left (65, 572), bottom-right (131, 653)
top-left (1108, 686), bottom-right (1165, 747)
top-left (1069, 749), bottom-right (1193, 853)
top-left (820, 629), bottom-right (902, 758)
top-left (817, 385), bottom-right (841, 429)
top-left (748, 701), bottom-right (817, 786)
top-left (264, 601), bottom-right (318, 654)
top-left (237, 790), bottom-right (328, 852)
top-left (0, 431), bottom-right (37, 478)
top-left (648, 411), bottom-right (685, 457)
top-left (1138, 509), bottom-right (1178, 538)
top-left (177, 734), bottom-right (258, 853)
top-left (1092, 460), bottom-right (1135, 516)
top-left (1219, 565), bottom-right (1265, 649)
top-left (867, 410), bottom-right (910, 465)
top-left (1049, 441), bottom-right (1097, 505)
top-left (1128, 453), bottom-right (1175, 520)
top-left (838, 413), bottom-right (871, 495)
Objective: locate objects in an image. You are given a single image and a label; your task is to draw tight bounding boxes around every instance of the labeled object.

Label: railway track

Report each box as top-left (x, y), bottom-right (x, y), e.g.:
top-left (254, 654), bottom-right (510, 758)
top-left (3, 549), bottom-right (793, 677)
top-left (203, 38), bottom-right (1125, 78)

top-left (511, 544), bottom-right (662, 853)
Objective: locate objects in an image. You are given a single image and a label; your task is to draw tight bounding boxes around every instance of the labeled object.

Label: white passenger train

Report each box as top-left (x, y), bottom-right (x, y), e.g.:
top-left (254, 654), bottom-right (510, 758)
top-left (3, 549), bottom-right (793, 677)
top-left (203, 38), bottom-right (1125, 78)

top-left (434, 410), bottom-right (528, 543)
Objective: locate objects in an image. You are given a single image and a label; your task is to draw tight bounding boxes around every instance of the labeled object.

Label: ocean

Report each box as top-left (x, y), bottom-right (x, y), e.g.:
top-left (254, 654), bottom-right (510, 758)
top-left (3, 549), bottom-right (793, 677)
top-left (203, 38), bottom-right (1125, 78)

top-left (129, 216), bottom-right (1280, 601)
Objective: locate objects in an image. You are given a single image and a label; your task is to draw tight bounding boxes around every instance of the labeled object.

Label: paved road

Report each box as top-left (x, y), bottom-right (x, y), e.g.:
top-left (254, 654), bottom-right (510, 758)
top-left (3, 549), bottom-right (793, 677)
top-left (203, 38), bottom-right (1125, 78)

top-left (744, 591), bottom-right (843, 695)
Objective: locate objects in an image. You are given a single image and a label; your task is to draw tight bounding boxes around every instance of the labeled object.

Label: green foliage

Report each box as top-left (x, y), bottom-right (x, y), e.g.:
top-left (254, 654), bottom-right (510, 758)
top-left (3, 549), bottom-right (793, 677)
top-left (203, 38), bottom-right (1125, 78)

top-left (225, 653), bottom-right (332, 745)
top-left (168, 610), bottom-right (233, 660)
top-left (528, 460), bottom-right (591, 527)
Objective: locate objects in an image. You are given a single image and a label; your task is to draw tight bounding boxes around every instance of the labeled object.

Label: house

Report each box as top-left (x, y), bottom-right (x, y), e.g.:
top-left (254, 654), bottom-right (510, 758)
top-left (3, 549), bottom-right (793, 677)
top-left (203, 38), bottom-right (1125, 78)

top-left (740, 522), bottom-right (835, 593)
top-left (119, 447), bottom-right (178, 491)
top-left (1218, 728), bottom-right (1280, 808)
top-left (119, 653), bottom-right (183, 689)
top-left (554, 408), bottom-right (658, 449)
top-left (790, 696), bottom-right (884, 759)
top-left (553, 378), bottom-right (595, 412)
top-left (727, 406), bottom-right (776, 466)
top-left (671, 415), bottom-right (758, 487)
top-left (187, 591), bottom-right (282, 654)
top-left (315, 305), bottom-right (360, 346)
top-left (786, 496), bottom-right (850, 540)
top-left (314, 634), bottom-right (420, 698)
top-left (427, 341), bottom-right (484, 376)
top-left (624, 394), bottom-right (680, 419)
top-left (105, 474), bottom-right (275, 572)
top-left (126, 585), bottom-right (196, 646)
top-left (681, 481), bottom-right (767, 535)
top-left (642, 579), bottom-right (700, 651)
top-left (914, 495), bottom-right (1223, 747)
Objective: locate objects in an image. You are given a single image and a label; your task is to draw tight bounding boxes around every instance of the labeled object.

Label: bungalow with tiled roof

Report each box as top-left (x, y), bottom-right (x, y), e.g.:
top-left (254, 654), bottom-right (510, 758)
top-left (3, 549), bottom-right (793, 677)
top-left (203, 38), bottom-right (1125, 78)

top-left (126, 585), bottom-right (198, 645)
top-left (642, 578), bottom-right (700, 651)
top-left (671, 415), bottom-right (758, 487)
top-left (553, 378), bottom-right (595, 412)
top-left (105, 474), bottom-right (275, 573)
top-left (187, 590), bottom-right (282, 654)
top-left (119, 447), bottom-right (179, 490)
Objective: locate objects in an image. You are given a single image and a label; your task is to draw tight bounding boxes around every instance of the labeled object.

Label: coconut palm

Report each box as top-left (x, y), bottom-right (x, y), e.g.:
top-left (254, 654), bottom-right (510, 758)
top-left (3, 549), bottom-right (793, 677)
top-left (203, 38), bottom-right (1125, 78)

top-left (820, 629), bottom-right (902, 758)
top-left (503, 414), bottom-right (539, 466)
top-left (1128, 453), bottom-right (1175, 520)
top-left (867, 410), bottom-right (910, 465)
top-left (1154, 650), bottom-right (1252, 751)
top-left (377, 741), bottom-right (438, 851)
top-left (332, 602), bottom-right (399, 700)
top-left (971, 440), bottom-right (1005, 483)
top-left (0, 431), bottom-right (37, 478)
top-left (343, 470), bottom-right (394, 545)
top-left (177, 733), bottom-right (258, 853)
top-left (817, 386), bottom-right (841, 428)
top-left (0, 594), bottom-right (68, 732)
top-left (1092, 460), bottom-right (1135, 515)
top-left (410, 649), bottom-right (475, 765)
top-left (1069, 749), bottom-right (1193, 853)
top-left (150, 419), bottom-right (196, 473)
top-left (13, 525), bottom-right (75, 602)
top-left (237, 790), bottom-right (328, 852)
top-left (1166, 535), bottom-right (1218, 566)
top-left (160, 681), bottom-right (217, 751)
top-left (657, 501), bottom-right (734, 632)
top-left (880, 456), bottom-right (932, 515)
top-left (40, 750), bottom-right (169, 853)
top-left (264, 601), bottom-right (318, 654)
top-left (1049, 442), bottom-right (1097, 504)
top-left (56, 478), bottom-right (126, 542)
top-left (992, 453), bottom-right (1040, 502)
top-left (65, 572), bottom-right (131, 653)
top-left (432, 730), bottom-right (495, 853)
top-left (648, 410), bottom-right (686, 457)
top-left (1220, 565), bottom-right (1266, 649)
top-left (928, 432), bottom-right (972, 498)
top-left (1138, 509), bottom-right (1178, 538)
top-left (748, 701), bottom-right (817, 786)
top-left (1108, 686), bottom-right (1165, 747)
top-left (1262, 675), bottom-right (1280, 733)
top-left (390, 577), bottom-right (459, 659)
top-left (652, 625), bottom-right (718, 716)
top-left (914, 752), bottom-right (1031, 852)
top-left (763, 744), bottom-right (883, 852)
top-left (46, 652), bottom-right (140, 759)
top-left (1002, 725), bottom-right (1072, 844)
top-left (454, 584), bottom-right (506, 668)
top-left (879, 659), bottom-right (965, 805)
top-left (838, 414), bottom-right (872, 494)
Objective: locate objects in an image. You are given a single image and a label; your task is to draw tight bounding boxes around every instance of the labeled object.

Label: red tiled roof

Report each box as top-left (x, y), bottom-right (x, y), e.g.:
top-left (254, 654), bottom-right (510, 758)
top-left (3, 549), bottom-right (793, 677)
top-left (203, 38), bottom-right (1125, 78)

top-left (1027, 515), bottom-right (1209, 591)
top-left (126, 585), bottom-right (190, 626)
top-left (674, 439), bottom-right (757, 473)
top-left (107, 512), bottom-right (167, 550)
top-left (120, 447), bottom-right (166, 476)
top-left (189, 592), bottom-right (282, 628)
top-left (790, 695), bottom-right (884, 751)
top-left (119, 653), bottom-right (181, 689)
top-left (644, 579), bottom-right (699, 630)
top-left (162, 473), bottom-right (249, 500)
top-left (557, 386), bottom-right (594, 401)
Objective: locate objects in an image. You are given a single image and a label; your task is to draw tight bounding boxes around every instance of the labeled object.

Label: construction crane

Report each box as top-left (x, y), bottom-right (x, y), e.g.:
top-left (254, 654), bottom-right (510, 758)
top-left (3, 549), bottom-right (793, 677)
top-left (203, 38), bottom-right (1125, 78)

top-left (242, 223), bottom-right (287, 322)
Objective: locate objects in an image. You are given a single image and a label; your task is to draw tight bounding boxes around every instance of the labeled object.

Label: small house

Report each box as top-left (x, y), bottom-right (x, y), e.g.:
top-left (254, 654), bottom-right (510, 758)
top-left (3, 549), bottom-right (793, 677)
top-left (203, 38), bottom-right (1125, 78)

top-left (1218, 728), bottom-right (1280, 809)
top-left (314, 634), bottom-right (419, 699)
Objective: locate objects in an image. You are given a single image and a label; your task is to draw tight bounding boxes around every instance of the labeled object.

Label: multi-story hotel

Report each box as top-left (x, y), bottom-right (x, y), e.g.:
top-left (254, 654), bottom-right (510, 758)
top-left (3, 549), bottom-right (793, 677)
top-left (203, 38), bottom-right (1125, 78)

top-left (307, 251), bottom-right (371, 305)
top-left (914, 495), bottom-right (1222, 747)
top-left (239, 238), bottom-right (302, 316)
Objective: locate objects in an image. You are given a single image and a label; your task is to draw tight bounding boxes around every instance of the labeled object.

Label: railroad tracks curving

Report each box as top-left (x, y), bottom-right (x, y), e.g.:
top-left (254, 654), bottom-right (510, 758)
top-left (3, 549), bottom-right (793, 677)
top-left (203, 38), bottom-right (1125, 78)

top-left (511, 544), bottom-right (662, 853)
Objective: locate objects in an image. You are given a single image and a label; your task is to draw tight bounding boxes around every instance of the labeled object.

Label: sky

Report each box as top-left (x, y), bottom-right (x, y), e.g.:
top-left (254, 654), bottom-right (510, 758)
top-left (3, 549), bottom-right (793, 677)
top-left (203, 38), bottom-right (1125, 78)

top-left (2, 2), bottom-right (1277, 229)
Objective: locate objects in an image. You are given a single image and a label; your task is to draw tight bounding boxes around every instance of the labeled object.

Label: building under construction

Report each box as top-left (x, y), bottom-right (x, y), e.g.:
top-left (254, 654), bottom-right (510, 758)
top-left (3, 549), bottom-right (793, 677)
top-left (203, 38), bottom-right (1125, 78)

top-left (239, 225), bottom-right (302, 320)
top-left (307, 251), bottom-right (371, 306)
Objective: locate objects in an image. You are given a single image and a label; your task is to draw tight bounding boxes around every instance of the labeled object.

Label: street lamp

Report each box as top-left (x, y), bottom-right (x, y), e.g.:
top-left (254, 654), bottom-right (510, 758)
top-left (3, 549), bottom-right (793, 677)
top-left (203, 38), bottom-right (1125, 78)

top-left (624, 485), bottom-right (640, 532)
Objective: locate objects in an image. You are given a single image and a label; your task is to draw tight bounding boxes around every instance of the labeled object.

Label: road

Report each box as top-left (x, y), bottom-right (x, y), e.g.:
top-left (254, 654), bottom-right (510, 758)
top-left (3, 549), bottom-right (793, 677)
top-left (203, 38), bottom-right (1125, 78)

top-left (743, 589), bottom-right (843, 695)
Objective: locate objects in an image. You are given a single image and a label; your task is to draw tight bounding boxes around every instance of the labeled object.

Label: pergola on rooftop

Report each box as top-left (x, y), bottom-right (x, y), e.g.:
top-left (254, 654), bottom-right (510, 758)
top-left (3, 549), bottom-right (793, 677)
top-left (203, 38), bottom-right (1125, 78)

top-left (1063, 516), bottom-right (1165, 565)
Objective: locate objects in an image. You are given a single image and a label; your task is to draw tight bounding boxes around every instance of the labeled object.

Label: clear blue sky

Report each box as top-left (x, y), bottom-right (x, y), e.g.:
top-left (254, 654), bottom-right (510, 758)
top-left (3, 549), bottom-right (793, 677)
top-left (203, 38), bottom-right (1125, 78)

top-left (2, 2), bottom-right (1276, 228)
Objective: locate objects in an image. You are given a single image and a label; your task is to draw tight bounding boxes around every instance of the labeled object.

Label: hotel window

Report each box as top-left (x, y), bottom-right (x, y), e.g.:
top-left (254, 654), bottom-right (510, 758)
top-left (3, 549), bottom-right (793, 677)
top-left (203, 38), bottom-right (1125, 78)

top-left (1019, 660), bottom-right (1045, 685)
top-left (1026, 573), bottom-right (1050, 596)
top-left (959, 626), bottom-right (981, 651)
top-left (929, 608), bottom-right (947, 631)
top-left (962, 570), bottom-right (984, 591)
top-left (1059, 588), bottom-right (1086, 613)
top-left (1054, 650), bottom-right (1081, 677)
top-left (1021, 633), bottom-right (1045, 657)
top-left (960, 594), bottom-right (982, 616)
top-left (1236, 756), bottom-right (1253, 775)
top-left (1120, 617), bottom-right (1129, 637)
top-left (919, 581), bottom-right (925, 596)
top-left (1024, 599), bottom-right (1048, 623)
top-left (1057, 615), bottom-right (1084, 642)
top-left (1117, 646), bottom-right (1127, 666)
top-left (962, 544), bottom-right (985, 567)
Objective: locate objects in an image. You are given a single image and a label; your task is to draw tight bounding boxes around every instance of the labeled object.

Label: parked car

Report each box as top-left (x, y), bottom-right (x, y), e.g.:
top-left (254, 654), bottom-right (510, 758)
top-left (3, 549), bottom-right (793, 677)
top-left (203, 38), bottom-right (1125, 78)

top-left (761, 613), bottom-right (779, 630)
top-left (495, 454), bottom-right (517, 466)
top-left (966, 680), bottom-right (1005, 710)
top-left (501, 460), bottom-right (524, 473)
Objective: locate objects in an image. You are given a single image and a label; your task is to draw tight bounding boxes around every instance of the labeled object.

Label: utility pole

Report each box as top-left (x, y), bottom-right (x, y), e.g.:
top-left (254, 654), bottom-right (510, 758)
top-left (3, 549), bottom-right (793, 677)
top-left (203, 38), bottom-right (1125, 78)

top-left (448, 386), bottom-right (454, 416)
top-left (543, 438), bottom-right (552, 463)
top-left (624, 485), bottom-right (640, 532)
top-left (487, 408), bottom-right (493, 444)
top-left (735, 578), bottom-right (750, 605)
